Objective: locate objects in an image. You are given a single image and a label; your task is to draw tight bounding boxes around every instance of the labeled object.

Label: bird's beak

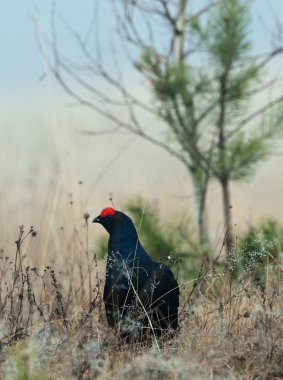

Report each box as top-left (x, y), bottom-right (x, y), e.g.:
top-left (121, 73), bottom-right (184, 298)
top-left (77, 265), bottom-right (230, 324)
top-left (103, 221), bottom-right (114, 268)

top-left (92, 216), bottom-right (101, 224)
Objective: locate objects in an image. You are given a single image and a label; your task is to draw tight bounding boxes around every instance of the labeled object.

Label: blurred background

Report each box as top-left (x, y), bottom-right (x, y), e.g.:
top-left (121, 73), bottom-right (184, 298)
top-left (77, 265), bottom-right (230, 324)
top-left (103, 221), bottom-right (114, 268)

top-left (1, 0), bottom-right (283, 264)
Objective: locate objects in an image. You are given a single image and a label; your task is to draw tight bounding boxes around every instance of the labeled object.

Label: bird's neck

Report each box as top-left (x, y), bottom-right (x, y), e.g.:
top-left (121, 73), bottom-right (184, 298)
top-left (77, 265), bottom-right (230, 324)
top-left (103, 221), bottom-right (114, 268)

top-left (109, 232), bottom-right (138, 256)
top-left (108, 231), bottom-right (152, 265)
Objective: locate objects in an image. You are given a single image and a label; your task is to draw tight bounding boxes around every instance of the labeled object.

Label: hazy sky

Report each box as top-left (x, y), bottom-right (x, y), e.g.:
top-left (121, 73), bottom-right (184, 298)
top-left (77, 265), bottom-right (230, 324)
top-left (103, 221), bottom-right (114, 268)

top-left (1, 0), bottom-right (283, 91)
top-left (1, 0), bottom-right (283, 248)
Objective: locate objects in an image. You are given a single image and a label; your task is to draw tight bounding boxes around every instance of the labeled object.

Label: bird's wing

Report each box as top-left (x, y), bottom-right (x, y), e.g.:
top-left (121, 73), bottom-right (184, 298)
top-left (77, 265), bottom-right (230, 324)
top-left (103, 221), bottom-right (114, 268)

top-left (136, 263), bottom-right (179, 331)
top-left (103, 264), bottom-right (136, 327)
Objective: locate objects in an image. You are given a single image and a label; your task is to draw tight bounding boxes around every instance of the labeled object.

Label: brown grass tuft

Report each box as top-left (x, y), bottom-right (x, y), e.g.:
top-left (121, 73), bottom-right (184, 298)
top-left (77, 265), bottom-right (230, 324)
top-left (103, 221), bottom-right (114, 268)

top-left (0, 203), bottom-right (282, 379)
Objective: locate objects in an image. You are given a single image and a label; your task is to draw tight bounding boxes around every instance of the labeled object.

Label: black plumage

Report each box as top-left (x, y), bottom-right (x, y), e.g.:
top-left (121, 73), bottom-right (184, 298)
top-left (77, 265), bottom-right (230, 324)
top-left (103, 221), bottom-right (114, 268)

top-left (93, 207), bottom-right (179, 341)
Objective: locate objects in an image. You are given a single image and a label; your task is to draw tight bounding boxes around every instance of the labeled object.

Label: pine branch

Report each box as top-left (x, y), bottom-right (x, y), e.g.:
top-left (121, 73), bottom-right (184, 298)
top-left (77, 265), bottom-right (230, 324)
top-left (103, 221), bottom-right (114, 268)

top-left (228, 94), bottom-right (283, 138)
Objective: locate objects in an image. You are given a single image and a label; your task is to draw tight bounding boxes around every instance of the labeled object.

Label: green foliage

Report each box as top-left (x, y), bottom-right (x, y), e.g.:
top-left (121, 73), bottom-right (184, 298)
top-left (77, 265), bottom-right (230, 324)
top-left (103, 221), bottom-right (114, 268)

top-left (5, 342), bottom-right (47, 380)
top-left (136, 49), bottom-right (190, 102)
top-left (227, 103), bottom-right (283, 181)
top-left (135, 47), bottom-right (211, 117)
top-left (126, 196), bottom-right (200, 278)
top-left (188, 15), bottom-right (202, 34)
top-left (228, 64), bottom-right (258, 101)
top-left (221, 133), bottom-right (269, 181)
top-left (126, 196), bottom-right (174, 259)
top-left (207, 0), bottom-right (252, 69)
top-left (154, 64), bottom-right (189, 101)
top-left (96, 234), bottom-right (108, 260)
top-left (204, 0), bottom-right (260, 115)
top-left (238, 218), bottom-right (283, 275)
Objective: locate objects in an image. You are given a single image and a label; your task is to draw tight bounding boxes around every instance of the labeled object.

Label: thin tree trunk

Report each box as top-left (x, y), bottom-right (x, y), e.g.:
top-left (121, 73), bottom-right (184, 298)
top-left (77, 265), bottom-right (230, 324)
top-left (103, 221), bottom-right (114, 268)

top-left (217, 65), bottom-right (234, 257)
top-left (173, 0), bottom-right (188, 64)
top-left (199, 181), bottom-right (209, 247)
top-left (192, 174), bottom-right (209, 248)
top-left (173, 0), bottom-right (210, 247)
top-left (221, 177), bottom-right (234, 256)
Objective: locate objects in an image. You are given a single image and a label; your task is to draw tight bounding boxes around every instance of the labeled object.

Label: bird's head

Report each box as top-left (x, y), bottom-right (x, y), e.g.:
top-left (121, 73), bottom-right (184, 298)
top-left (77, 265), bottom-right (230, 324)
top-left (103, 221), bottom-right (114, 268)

top-left (92, 207), bottom-right (137, 238)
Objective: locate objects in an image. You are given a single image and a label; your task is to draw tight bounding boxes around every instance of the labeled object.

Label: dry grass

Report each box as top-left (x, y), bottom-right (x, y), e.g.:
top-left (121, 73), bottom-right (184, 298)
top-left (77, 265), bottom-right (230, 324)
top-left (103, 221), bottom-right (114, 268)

top-left (0, 199), bottom-right (282, 379)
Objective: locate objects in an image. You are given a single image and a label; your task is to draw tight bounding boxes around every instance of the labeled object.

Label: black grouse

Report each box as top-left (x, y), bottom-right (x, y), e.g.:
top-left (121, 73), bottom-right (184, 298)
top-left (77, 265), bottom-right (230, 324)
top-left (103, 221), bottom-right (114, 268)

top-left (93, 207), bottom-right (179, 341)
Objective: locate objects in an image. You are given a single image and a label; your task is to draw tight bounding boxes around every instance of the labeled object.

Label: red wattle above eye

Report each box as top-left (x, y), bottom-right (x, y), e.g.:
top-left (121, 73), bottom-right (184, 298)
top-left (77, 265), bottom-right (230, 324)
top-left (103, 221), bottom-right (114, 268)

top-left (100, 207), bottom-right (116, 218)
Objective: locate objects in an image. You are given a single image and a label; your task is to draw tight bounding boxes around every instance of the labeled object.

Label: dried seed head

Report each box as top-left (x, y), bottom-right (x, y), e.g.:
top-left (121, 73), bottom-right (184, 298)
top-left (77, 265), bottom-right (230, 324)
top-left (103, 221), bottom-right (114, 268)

top-left (83, 212), bottom-right (90, 221)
